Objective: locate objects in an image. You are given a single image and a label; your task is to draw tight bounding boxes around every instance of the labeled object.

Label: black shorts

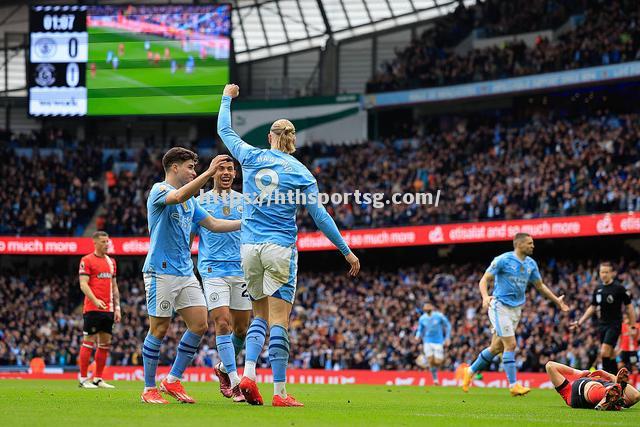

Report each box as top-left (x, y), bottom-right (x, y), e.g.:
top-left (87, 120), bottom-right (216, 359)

top-left (570, 378), bottom-right (612, 409)
top-left (83, 311), bottom-right (114, 336)
top-left (620, 351), bottom-right (639, 369)
top-left (599, 323), bottom-right (622, 347)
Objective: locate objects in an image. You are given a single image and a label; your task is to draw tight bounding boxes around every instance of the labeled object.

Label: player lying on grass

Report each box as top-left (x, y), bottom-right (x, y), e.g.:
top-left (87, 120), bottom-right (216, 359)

top-left (191, 158), bottom-right (250, 403)
top-left (217, 84), bottom-right (360, 407)
top-left (546, 361), bottom-right (640, 410)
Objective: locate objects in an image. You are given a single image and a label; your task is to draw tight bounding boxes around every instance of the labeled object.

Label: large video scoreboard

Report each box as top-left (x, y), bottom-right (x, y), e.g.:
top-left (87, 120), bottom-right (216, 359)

top-left (28, 4), bottom-right (231, 116)
top-left (29, 5), bottom-right (88, 116)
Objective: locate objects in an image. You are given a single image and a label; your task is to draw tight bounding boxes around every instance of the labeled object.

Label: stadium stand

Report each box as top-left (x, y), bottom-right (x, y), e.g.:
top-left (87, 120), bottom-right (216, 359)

top-left (367, 0), bottom-right (640, 92)
top-left (1, 258), bottom-right (638, 371)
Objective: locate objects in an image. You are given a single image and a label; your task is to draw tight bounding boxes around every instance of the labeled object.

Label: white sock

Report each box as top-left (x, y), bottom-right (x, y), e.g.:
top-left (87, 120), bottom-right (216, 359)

top-left (274, 382), bottom-right (287, 398)
top-left (218, 362), bottom-right (228, 374)
top-left (166, 374), bottom-right (179, 383)
top-left (79, 376), bottom-right (88, 382)
top-left (244, 361), bottom-right (257, 380)
top-left (229, 370), bottom-right (241, 388)
top-left (144, 386), bottom-right (156, 392)
top-left (509, 382), bottom-right (517, 388)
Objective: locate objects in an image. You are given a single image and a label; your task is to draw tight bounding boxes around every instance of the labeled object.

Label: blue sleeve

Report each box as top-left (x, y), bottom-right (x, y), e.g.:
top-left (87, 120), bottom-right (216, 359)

top-left (529, 261), bottom-right (542, 284)
top-left (150, 184), bottom-right (170, 207)
top-left (302, 183), bottom-right (350, 256)
top-left (192, 198), bottom-right (209, 224)
top-left (486, 255), bottom-right (503, 276)
top-left (416, 318), bottom-right (423, 338)
top-left (442, 315), bottom-right (451, 341)
top-left (217, 96), bottom-right (258, 164)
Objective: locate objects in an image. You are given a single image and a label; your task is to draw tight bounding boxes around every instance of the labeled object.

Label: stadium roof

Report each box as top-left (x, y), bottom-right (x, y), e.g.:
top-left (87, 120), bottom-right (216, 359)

top-left (233, 0), bottom-right (477, 63)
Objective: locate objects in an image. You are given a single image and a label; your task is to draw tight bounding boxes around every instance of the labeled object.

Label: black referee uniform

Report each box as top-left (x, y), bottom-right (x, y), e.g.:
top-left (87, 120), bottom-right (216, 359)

top-left (591, 279), bottom-right (632, 373)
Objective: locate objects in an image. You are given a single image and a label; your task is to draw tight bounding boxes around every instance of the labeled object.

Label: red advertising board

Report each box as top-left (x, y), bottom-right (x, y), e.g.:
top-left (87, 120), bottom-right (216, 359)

top-left (0, 213), bottom-right (638, 256)
top-left (2, 367), bottom-right (639, 390)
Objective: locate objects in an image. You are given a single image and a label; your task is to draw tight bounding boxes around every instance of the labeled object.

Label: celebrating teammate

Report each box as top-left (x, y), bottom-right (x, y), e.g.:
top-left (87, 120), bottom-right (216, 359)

top-left (78, 231), bottom-right (120, 389)
top-left (217, 84), bottom-right (360, 407)
top-left (570, 261), bottom-right (636, 374)
top-left (140, 147), bottom-right (241, 404)
top-left (462, 233), bottom-right (569, 396)
top-left (190, 158), bottom-right (250, 403)
top-left (415, 302), bottom-right (451, 385)
top-left (545, 361), bottom-right (639, 410)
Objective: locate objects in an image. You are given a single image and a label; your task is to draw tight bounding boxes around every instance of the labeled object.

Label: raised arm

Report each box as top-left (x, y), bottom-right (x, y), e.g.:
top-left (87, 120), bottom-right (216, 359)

top-left (162, 155), bottom-right (232, 205)
top-left (303, 183), bottom-right (359, 276)
top-left (217, 84), bottom-right (257, 163)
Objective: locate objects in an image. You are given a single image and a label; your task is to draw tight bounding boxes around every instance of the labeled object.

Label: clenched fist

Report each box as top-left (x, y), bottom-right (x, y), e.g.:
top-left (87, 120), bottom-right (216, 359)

top-left (223, 84), bottom-right (239, 98)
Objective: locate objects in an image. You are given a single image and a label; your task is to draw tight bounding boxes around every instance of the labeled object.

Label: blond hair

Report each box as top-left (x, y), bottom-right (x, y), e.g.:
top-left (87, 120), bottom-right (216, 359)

top-left (270, 119), bottom-right (296, 154)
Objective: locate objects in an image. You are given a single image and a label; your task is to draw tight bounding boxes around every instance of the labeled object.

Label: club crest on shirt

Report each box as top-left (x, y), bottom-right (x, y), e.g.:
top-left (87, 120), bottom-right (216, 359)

top-left (520, 265), bottom-right (524, 273)
top-left (222, 206), bottom-right (231, 216)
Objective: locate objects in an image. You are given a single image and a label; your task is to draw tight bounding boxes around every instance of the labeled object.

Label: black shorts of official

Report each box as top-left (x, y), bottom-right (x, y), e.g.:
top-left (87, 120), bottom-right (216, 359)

top-left (621, 351), bottom-right (639, 369)
top-left (598, 323), bottom-right (622, 347)
top-left (83, 311), bottom-right (114, 336)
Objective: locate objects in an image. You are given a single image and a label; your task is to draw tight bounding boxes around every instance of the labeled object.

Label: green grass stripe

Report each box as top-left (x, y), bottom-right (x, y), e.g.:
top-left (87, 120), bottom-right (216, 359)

top-left (88, 60), bottom-right (228, 70)
top-left (88, 85), bottom-right (225, 98)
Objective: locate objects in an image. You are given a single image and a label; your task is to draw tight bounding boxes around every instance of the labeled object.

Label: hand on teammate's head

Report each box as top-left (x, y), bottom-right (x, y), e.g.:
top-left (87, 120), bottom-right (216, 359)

top-left (208, 154), bottom-right (234, 174)
top-left (223, 84), bottom-right (239, 98)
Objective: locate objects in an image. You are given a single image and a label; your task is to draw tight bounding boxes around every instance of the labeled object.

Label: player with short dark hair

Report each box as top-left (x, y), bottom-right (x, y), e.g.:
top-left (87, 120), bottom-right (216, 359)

top-left (571, 262), bottom-right (637, 374)
top-left (415, 302), bottom-right (451, 385)
top-left (78, 231), bottom-right (120, 389)
top-left (462, 233), bottom-right (569, 396)
top-left (140, 148), bottom-right (241, 404)
top-left (546, 361), bottom-right (639, 410)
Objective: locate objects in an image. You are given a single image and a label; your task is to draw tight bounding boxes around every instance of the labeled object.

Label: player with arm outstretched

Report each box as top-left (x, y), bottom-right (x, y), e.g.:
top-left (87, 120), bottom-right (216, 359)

top-left (461, 233), bottom-right (569, 396)
top-left (78, 231), bottom-right (120, 389)
top-left (190, 158), bottom-right (250, 403)
top-left (415, 302), bottom-right (451, 385)
top-left (570, 261), bottom-right (636, 374)
top-left (545, 361), bottom-right (639, 410)
top-left (140, 147), bottom-right (241, 404)
top-left (217, 84), bottom-right (360, 407)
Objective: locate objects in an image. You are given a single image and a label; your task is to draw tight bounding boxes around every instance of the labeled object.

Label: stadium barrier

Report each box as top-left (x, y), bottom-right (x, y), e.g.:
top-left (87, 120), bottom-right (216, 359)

top-left (0, 212), bottom-right (638, 255)
top-left (0, 367), bottom-right (554, 388)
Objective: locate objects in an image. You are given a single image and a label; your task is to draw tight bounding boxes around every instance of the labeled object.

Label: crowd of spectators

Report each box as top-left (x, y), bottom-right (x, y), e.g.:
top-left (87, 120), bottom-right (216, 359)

top-left (3, 110), bottom-right (639, 236)
top-left (0, 146), bottom-right (104, 236)
top-left (1, 257), bottom-right (638, 373)
top-left (367, 0), bottom-right (640, 92)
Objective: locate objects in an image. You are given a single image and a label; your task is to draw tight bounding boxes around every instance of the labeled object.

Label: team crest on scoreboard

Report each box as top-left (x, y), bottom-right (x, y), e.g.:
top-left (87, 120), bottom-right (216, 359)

top-left (35, 63), bottom-right (55, 87)
top-left (34, 38), bottom-right (57, 59)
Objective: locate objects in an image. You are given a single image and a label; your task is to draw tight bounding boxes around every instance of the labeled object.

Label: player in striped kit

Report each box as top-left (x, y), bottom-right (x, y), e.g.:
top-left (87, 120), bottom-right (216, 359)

top-left (78, 231), bottom-right (120, 389)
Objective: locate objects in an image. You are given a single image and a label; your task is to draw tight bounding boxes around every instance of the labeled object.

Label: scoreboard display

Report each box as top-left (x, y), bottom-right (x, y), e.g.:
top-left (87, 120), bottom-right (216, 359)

top-left (28, 4), bottom-right (231, 116)
top-left (29, 5), bottom-right (88, 116)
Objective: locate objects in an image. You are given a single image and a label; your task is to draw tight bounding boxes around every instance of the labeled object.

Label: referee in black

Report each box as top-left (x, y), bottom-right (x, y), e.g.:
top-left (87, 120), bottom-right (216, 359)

top-left (570, 261), bottom-right (637, 374)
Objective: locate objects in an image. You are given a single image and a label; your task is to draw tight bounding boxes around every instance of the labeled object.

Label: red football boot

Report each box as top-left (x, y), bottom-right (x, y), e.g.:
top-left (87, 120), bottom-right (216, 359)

top-left (239, 377), bottom-right (263, 405)
top-left (232, 385), bottom-right (246, 403)
top-left (140, 388), bottom-right (169, 404)
top-left (272, 394), bottom-right (304, 407)
top-left (214, 363), bottom-right (233, 398)
top-left (159, 378), bottom-right (196, 404)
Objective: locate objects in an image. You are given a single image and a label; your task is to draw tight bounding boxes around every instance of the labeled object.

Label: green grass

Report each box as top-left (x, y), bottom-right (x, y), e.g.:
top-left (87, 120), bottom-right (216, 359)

top-left (87, 26), bottom-right (228, 115)
top-left (0, 380), bottom-right (637, 427)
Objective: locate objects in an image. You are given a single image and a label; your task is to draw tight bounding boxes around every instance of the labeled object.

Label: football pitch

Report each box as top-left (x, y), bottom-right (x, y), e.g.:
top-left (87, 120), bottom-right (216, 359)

top-left (1, 381), bottom-right (637, 427)
top-left (87, 27), bottom-right (228, 115)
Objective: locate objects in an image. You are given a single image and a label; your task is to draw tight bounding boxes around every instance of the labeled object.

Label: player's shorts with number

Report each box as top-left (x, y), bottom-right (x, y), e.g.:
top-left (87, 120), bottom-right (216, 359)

top-left (488, 299), bottom-right (522, 337)
top-left (423, 342), bottom-right (444, 360)
top-left (203, 276), bottom-right (251, 311)
top-left (241, 243), bottom-right (297, 304)
top-left (143, 273), bottom-right (206, 317)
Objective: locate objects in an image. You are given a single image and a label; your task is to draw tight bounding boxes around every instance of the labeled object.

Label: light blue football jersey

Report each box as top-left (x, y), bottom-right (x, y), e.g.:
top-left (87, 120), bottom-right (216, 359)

top-left (191, 189), bottom-right (243, 278)
top-left (486, 251), bottom-right (542, 307)
top-left (217, 95), bottom-right (350, 255)
top-left (142, 181), bottom-right (209, 276)
top-left (416, 311), bottom-right (451, 344)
